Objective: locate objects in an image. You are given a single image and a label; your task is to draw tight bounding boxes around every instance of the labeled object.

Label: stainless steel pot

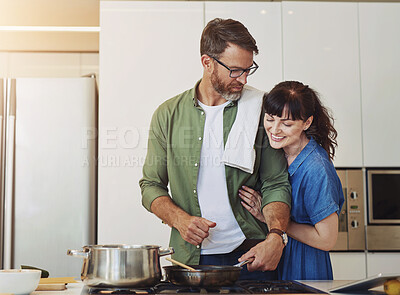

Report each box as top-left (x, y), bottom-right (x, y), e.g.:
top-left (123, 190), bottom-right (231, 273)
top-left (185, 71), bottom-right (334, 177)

top-left (67, 245), bottom-right (174, 287)
top-left (163, 265), bottom-right (242, 287)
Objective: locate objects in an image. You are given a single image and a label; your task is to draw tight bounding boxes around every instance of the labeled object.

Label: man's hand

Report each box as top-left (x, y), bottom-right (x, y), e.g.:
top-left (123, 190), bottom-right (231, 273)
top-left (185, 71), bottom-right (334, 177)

top-left (150, 196), bottom-right (216, 246)
top-left (176, 215), bottom-right (216, 246)
top-left (239, 201), bottom-right (290, 271)
top-left (238, 233), bottom-right (284, 271)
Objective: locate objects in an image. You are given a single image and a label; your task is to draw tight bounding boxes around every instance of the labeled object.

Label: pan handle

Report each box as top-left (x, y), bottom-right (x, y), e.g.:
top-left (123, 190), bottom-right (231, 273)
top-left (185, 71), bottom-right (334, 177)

top-left (159, 247), bottom-right (174, 257)
top-left (67, 249), bottom-right (89, 259)
top-left (234, 258), bottom-right (254, 268)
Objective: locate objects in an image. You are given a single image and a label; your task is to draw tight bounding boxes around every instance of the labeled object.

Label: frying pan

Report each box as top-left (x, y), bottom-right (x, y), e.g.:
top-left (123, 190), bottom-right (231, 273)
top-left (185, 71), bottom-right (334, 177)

top-left (163, 260), bottom-right (250, 287)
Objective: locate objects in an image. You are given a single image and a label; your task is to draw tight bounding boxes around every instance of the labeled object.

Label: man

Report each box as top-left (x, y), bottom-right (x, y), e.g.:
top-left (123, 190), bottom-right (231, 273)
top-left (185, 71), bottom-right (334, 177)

top-left (140, 18), bottom-right (291, 279)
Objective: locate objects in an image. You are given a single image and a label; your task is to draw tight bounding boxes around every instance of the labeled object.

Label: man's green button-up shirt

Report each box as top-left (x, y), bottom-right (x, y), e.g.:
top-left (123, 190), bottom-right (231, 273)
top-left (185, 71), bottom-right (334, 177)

top-left (139, 82), bottom-right (291, 265)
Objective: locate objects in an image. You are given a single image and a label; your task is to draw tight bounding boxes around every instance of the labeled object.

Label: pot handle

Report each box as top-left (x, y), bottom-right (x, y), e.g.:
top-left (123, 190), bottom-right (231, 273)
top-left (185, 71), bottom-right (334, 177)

top-left (159, 247), bottom-right (174, 257)
top-left (67, 249), bottom-right (89, 259)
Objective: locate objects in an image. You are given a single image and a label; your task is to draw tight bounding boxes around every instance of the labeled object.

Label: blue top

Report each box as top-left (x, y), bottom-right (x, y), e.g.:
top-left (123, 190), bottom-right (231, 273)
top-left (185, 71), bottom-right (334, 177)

top-left (278, 137), bottom-right (344, 280)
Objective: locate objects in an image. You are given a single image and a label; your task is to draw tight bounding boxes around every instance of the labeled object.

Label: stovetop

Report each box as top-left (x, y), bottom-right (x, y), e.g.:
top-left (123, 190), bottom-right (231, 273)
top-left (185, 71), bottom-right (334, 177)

top-left (82, 280), bottom-right (327, 294)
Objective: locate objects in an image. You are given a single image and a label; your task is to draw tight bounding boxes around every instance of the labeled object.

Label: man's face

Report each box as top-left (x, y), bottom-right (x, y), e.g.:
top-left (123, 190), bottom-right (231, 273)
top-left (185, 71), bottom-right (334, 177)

top-left (210, 43), bottom-right (254, 101)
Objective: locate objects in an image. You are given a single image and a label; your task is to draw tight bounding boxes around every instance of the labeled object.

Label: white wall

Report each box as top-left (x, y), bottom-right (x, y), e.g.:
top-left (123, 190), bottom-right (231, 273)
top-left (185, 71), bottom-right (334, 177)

top-left (205, 2), bottom-right (283, 91)
top-left (98, 1), bottom-right (203, 251)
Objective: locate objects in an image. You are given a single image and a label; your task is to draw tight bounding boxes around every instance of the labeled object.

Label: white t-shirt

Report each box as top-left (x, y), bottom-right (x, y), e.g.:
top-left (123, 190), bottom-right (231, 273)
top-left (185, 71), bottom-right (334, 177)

top-left (197, 100), bottom-right (246, 255)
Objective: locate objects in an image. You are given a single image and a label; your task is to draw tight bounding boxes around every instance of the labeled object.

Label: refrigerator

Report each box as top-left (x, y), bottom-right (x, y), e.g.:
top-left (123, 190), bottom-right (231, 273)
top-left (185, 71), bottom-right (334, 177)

top-left (0, 77), bottom-right (97, 277)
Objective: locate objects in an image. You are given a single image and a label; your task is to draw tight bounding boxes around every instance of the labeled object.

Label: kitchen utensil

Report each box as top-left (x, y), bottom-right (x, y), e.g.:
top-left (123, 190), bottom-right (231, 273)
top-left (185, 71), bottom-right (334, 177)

top-left (164, 264), bottom-right (241, 287)
top-left (234, 259), bottom-right (251, 267)
top-left (163, 259), bottom-right (254, 287)
top-left (39, 277), bottom-right (78, 284)
top-left (67, 244), bottom-right (174, 287)
top-left (166, 257), bottom-right (251, 271)
top-left (163, 258), bottom-right (254, 287)
top-left (0, 269), bottom-right (41, 295)
top-left (166, 257), bottom-right (196, 271)
top-left (36, 283), bottom-right (67, 291)
top-left (35, 277), bottom-right (76, 291)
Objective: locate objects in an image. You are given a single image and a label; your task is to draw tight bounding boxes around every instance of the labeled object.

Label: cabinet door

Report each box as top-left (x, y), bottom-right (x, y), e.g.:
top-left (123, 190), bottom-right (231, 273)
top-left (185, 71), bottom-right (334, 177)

top-left (99, 1), bottom-right (204, 246)
top-left (330, 252), bottom-right (367, 280)
top-left (282, 2), bottom-right (362, 167)
top-left (367, 253), bottom-right (400, 276)
top-left (205, 2), bottom-right (283, 92)
top-left (359, 3), bottom-right (400, 167)
top-left (0, 52), bottom-right (7, 76)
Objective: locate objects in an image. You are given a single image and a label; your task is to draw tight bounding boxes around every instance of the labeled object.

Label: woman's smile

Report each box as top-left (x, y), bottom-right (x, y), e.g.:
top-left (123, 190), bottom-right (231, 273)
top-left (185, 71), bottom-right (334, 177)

top-left (271, 134), bottom-right (285, 142)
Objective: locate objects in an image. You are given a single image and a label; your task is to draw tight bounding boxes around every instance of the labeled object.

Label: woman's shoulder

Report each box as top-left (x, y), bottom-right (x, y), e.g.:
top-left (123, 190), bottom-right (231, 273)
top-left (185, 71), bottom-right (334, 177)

top-left (300, 142), bottom-right (338, 182)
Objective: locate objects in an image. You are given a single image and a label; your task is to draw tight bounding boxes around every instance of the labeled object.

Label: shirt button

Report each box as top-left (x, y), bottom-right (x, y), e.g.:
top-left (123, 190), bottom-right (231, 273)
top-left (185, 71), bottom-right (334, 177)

top-left (198, 137), bottom-right (202, 141)
top-left (196, 245), bottom-right (200, 249)
top-left (201, 111), bottom-right (204, 115)
top-left (195, 163), bottom-right (198, 167)
top-left (193, 189), bottom-right (196, 194)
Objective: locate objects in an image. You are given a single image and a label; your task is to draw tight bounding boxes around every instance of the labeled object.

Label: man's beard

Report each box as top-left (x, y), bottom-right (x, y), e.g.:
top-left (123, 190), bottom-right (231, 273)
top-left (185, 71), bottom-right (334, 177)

top-left (211, 69), bottom-right (243, 101)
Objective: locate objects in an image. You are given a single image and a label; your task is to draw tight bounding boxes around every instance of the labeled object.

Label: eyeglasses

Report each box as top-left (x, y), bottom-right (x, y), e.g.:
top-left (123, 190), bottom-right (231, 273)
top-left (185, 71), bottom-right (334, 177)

top-left (211, 56), bottom-right (259, 78)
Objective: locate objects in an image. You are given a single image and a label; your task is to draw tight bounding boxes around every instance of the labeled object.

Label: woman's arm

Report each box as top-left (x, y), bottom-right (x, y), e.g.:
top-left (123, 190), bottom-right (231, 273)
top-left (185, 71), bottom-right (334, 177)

top-left (240, 186), bottom-right (339, 251)
top-left (286, 213), bottom-right (338, 251)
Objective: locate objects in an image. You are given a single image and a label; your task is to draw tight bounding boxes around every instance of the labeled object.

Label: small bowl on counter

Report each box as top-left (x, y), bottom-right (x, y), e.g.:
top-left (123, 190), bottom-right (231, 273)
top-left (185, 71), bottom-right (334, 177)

top-left (0, 269), bottom-right (41, 294)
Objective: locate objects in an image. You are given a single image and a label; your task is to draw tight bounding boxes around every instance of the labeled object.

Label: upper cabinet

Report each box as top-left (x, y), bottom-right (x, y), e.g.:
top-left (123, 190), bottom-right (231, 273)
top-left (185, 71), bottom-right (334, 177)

top-left (359, 3), bottom-right (400, 167)
top-left (281, 2), bottom-right (362, 167)
top-left (205, 2), bottom-right (283, 91)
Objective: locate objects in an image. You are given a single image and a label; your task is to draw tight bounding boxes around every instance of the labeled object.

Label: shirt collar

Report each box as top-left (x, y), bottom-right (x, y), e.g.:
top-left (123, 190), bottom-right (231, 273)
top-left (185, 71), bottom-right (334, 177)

top-left (288, 137), bottom-right (318, 176)
top-left (192, 80), bottom-right (202, 107)
top-left (192, 79), bottom-right (237, 108)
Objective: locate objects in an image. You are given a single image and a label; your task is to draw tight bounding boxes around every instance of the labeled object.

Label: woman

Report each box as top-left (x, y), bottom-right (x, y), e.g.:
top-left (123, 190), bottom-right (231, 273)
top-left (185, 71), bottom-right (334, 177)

top-left (239, 81), bottom-right (344, 280)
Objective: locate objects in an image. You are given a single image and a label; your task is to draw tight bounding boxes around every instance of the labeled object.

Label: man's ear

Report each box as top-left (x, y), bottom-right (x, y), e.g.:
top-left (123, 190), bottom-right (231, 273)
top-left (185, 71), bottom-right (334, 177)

top-left (201, 54), bottom-right (213, 73)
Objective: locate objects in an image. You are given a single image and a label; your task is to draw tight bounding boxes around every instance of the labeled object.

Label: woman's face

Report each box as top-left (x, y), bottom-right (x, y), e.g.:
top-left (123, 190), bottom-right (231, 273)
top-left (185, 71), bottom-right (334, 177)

top-left (263, 106), bottom-right (312, 152)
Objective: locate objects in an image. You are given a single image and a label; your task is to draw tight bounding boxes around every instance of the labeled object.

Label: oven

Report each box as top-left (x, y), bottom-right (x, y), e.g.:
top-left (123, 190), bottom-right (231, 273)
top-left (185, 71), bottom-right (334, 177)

top-left (332, 169), bottom-right (366, 251)
top-left (366, 169), bottom-right (400, 251)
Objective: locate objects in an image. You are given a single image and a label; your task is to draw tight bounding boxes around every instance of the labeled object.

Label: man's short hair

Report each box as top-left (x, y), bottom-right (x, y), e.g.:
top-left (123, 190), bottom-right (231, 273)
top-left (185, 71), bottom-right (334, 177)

top-left (200, 18), bottom-right (259, 58)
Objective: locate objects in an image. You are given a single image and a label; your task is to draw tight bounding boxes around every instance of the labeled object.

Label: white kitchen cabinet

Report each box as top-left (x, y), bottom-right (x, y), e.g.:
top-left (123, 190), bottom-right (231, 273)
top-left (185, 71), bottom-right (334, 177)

top-left (99, 1), bottom-right (203, 246)
top-left (0, 52), bottom-right (98, 78)
top-left (205, 2), bottom-right (283, 92)
top-left (330, 252), bottom-right (367, 280)
top-left (359, 3), bottom-right (400, 167)
top-left (282, 2), bottom-right (362, 167)
top-left (0, 52), bottom-right (7, 76)
top-left (367, 252), bottom-right (400, 276)
top-left (80, 53), bottom-right (99, 78)
top-left (9, 52), bottom-right (81, 77)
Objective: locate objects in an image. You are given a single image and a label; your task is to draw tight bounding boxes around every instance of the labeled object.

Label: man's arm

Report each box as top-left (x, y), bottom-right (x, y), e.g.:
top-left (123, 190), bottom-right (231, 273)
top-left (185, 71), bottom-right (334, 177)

top-left (239, 129), bottom-right (291, 271)
top-left (140, 107), bottom-right (215, 246)
top-left (239, 201), bottom-right (290, 271)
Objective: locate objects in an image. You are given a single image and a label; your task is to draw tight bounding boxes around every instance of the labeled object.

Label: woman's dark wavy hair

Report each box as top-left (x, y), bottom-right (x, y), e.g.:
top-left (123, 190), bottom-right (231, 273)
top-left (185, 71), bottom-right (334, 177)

top-left (263, 81), bottom-right (338, 161)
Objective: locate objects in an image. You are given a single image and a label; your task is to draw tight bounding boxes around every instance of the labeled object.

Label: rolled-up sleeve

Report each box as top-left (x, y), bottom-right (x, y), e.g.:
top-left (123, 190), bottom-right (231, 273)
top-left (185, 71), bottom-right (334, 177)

top-left (139, 107), bottom-right (170, 212)
top-left (259, 134), bottom-right (292, 209)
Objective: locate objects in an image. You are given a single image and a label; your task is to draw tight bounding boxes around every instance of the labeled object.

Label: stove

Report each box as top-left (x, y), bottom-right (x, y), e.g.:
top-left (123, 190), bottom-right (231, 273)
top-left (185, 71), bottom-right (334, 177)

top-left (82, 281), bottom-right (327, 294)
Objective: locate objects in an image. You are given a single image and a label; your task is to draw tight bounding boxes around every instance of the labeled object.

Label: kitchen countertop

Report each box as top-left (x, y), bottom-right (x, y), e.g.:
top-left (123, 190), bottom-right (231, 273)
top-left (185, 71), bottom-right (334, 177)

top-left (31, 281), bottom-right (386, 295)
